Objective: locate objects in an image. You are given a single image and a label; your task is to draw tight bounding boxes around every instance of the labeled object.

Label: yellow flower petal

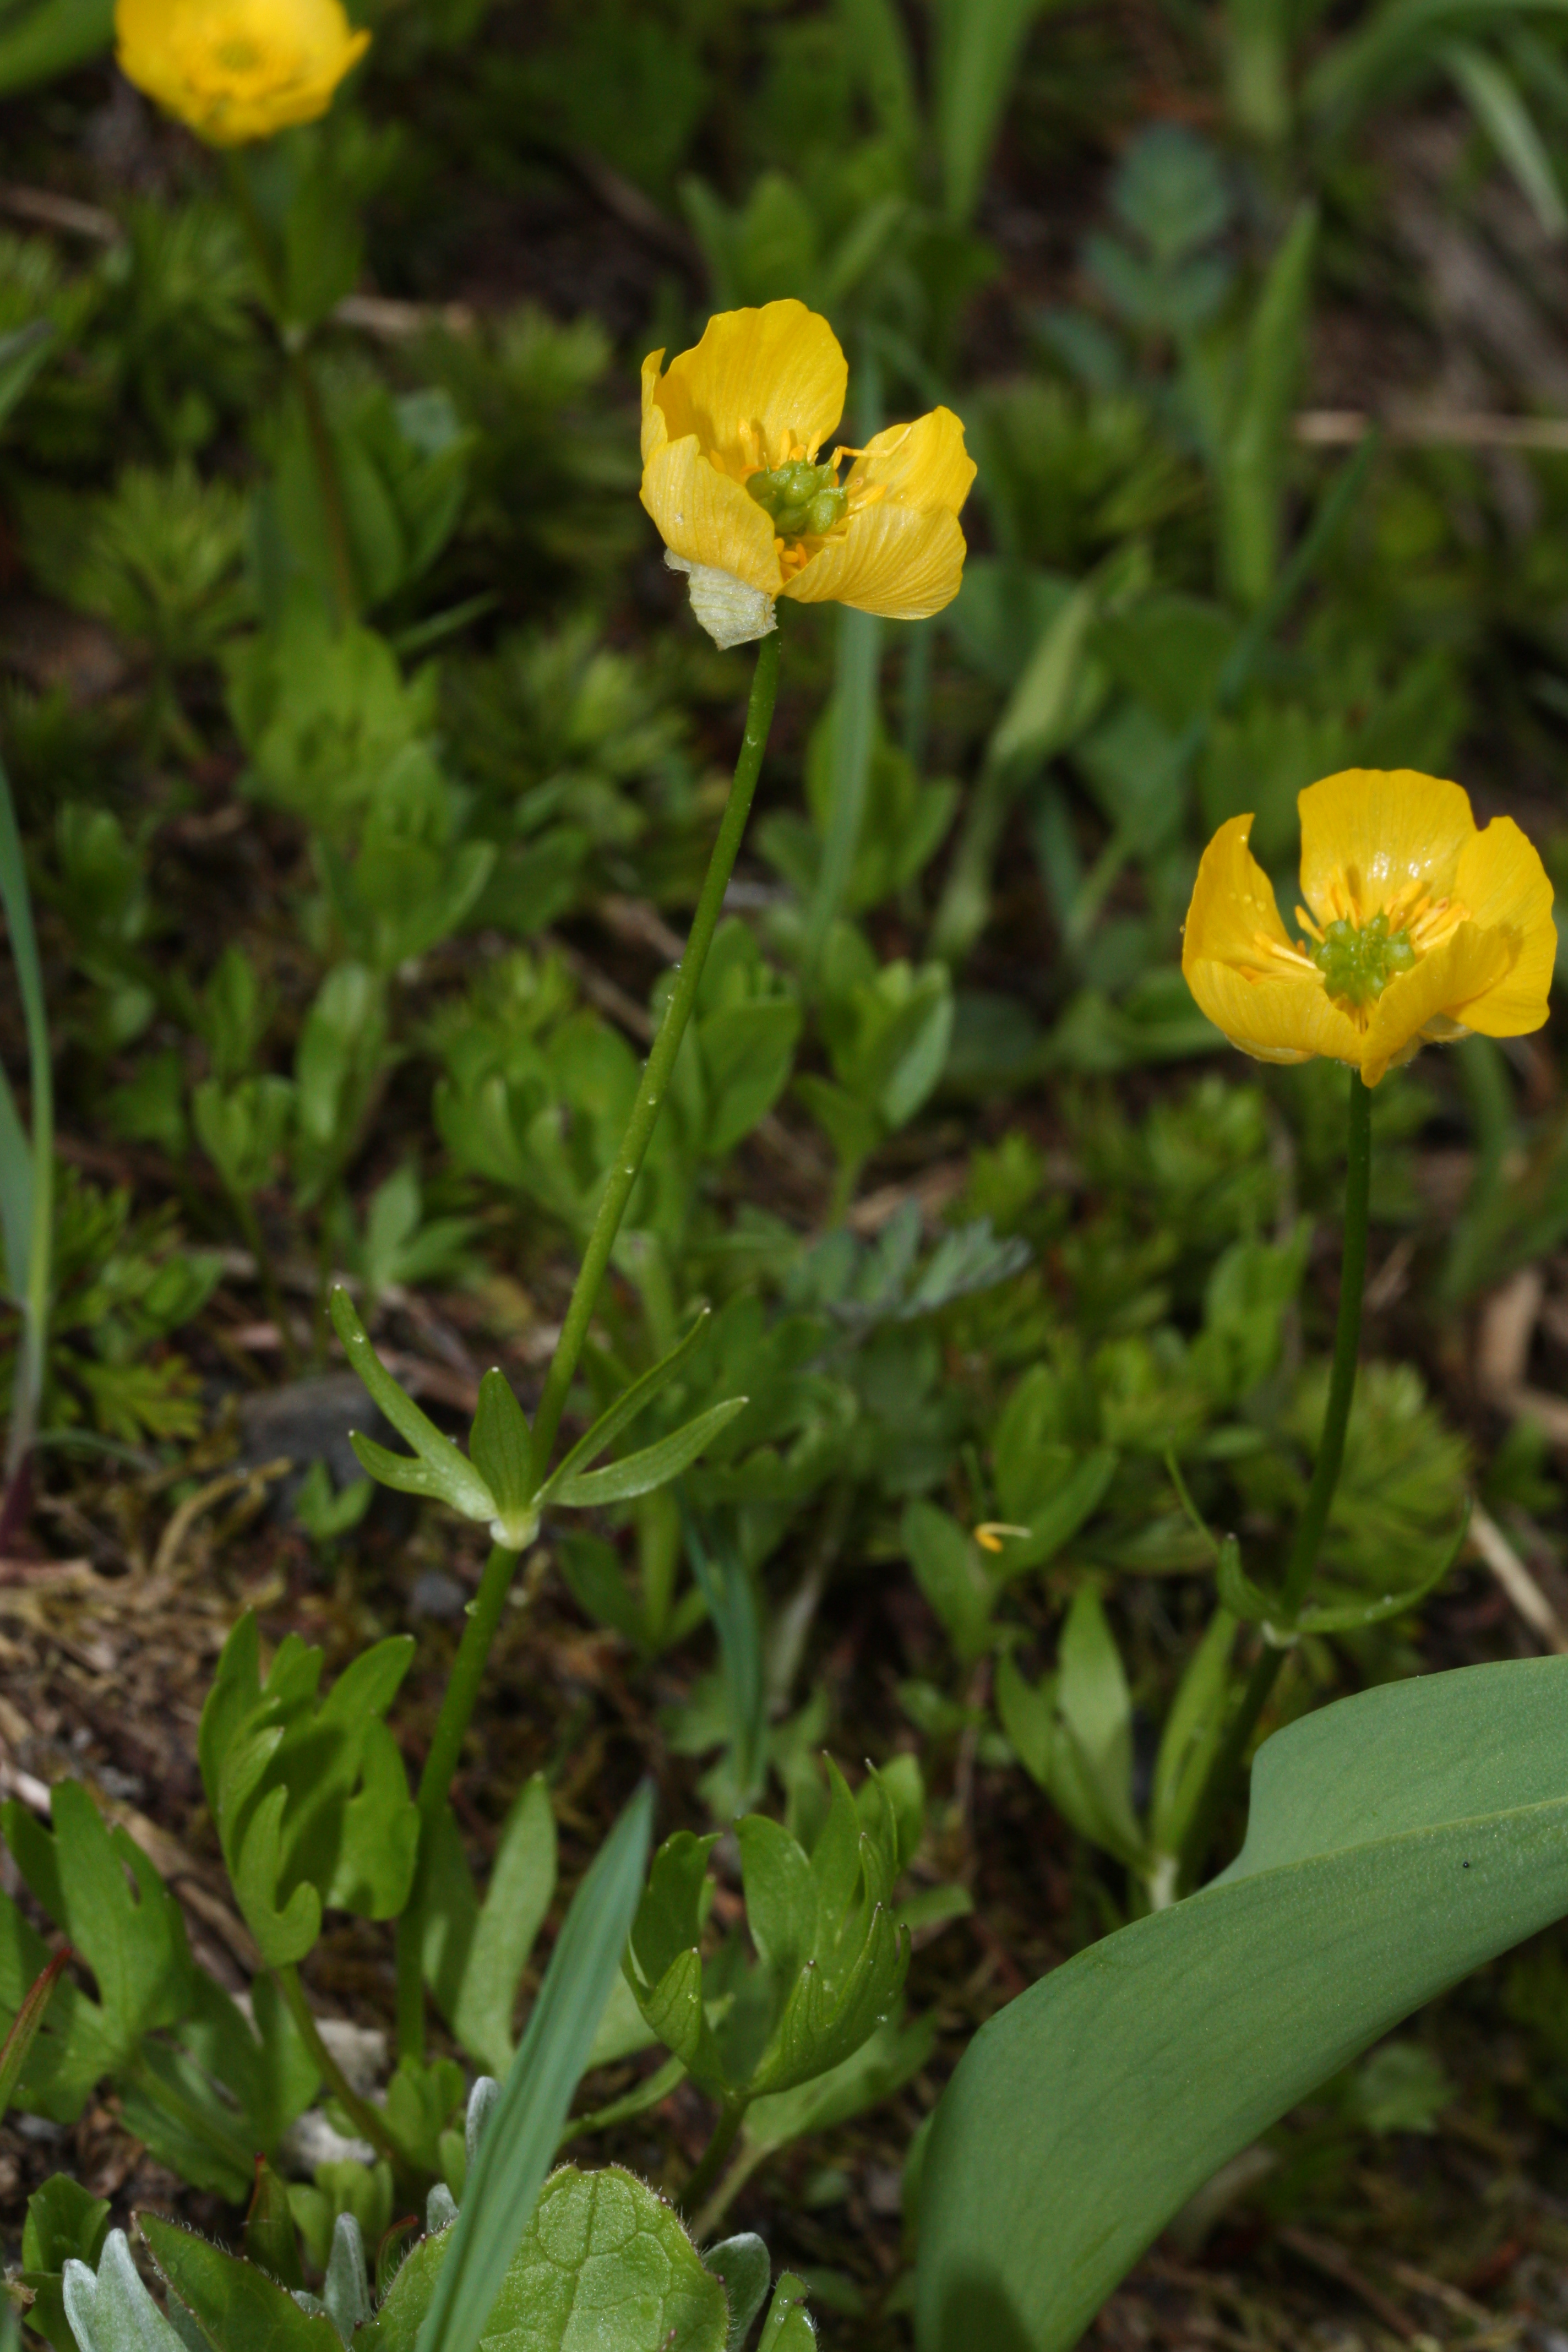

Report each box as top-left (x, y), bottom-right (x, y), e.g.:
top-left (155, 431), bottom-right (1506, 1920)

top-left (1185, 959), bottom-right (1364, 1067)
top-left (780, 500), bottom-right (968, 619)
top-left (649, 301), bottom-right (847, 474)
top-left (640, 437), bottom-right (782, 600)
top-left (1182, 814), bottom-right (1297, 972)
top-left (640, 350), bottom-right (670, 469)
top-left (846, 407), bottom-right (977, 517)
top-left (1360, 919), bottom-right (1515, 1086)
top-left (1297, 769), bottom-right (1476, 927)
top-left (1450, 815), bottom-right (1556, 1038)
top-left (116, 0), bottom-right (367, 143)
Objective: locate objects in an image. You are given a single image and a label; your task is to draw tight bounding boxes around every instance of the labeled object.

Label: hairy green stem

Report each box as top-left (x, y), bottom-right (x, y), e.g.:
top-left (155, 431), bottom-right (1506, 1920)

top-left (224, 153), bottom-right (358, 627)
top-left (678, 2093), bottom-right (749, 2222)
top-left (530, 627), bottom-right (782, 1473)
top-left (1178, 1067), bottom-right (1373, 1888)
top-left (395, 1539), bottom-right (519, 2064)
top-left (274, 1962), bottom-right (415, 2178)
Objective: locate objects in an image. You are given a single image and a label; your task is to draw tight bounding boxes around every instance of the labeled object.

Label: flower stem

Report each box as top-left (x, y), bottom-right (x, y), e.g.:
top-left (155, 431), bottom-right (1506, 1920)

top-left (394, 1540), bottom-right (518, 2065)
top-left (529, 627), bottom-right (782, 1473)
top-left (0, 758), bottom-right (52, 1520)
top-left (1177, 1066), bottom-right (1373, 1889)
top-left (274, 1962), bottom-right (415, 2179)
top-left (678, 2093), bottom-right (749, 2223)
top-left (224, 152), bottom-right (359, 627)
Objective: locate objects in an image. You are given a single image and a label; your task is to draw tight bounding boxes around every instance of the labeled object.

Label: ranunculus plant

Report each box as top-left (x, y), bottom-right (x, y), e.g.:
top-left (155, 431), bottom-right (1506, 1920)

top-left (914, 772), bottom-right (1567, 2352)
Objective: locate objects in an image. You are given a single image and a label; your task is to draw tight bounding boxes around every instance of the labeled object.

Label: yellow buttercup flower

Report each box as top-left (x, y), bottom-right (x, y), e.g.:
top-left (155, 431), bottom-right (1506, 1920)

top-left (1182, 770), bottom-right (1554, 1088)
top-left (641, 299), bottom-right (976, 650)
top-left (115, 0), bottom-right (369, 146)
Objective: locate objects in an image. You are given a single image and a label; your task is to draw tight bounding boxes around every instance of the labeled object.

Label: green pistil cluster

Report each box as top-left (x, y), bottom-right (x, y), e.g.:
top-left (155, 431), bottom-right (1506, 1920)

top-left (747, 458), bottom-right (847, 540)
top-left (1311, 911), bottom-right (1417, 1008)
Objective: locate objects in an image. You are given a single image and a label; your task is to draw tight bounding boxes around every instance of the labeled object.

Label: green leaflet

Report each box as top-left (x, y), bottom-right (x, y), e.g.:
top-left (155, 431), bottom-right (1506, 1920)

top-left (422, 1776), bottom-right (557, 2076)
top-left (549, 1401), bottom-right (749, 1508)
top-left (916, 1658), bottom-right (1568, 2351)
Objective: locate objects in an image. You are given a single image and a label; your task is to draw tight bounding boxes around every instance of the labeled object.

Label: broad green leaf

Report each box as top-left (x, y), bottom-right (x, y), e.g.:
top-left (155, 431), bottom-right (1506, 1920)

top-left (550, 1399), bottom-right (748, 1509)
top-left (63, 2230), bottom-right (186, 2352)
top-left (541, 1310), bottom-right (713, 1496)
top-left (330, 1287), bottom-right (497, 1522)
top-left (140, 2215), bottom-right (341, 2352)
top-left (413, 1787), bottom-right (654, 2352)
top-left (360, 2166), bottom-right (727, 2352)
top-left (916, 1657), bottom-right (1568, 2352)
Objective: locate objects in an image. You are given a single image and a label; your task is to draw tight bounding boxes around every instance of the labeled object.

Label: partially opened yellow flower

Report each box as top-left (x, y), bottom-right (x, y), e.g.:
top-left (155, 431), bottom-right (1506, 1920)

top-left (1183, 771), bottom-right (1554, 1087)
top-left (116, 0), bottom-right (369, 145)
top-left (641, 299), bottom-right (976, 649)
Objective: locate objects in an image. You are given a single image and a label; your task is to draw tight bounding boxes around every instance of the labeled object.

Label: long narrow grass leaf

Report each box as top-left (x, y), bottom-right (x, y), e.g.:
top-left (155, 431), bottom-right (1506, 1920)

top-left (414, 1782), bottom-right (654, 2352)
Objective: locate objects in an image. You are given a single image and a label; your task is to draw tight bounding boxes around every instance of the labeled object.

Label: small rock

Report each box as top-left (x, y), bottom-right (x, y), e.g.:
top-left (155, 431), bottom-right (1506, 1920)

top-left (864, 2164), bottom-right (902, 2217)
top-left (410, 1570), bottom-right (467, 1621)
top-left (317, 2017), bottom-right (386, 2094)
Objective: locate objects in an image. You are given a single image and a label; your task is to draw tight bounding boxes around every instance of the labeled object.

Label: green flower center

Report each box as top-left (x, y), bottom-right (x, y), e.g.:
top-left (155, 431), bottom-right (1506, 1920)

top-left (1311, 911), bottom-right (1417, 1008)
top-left (747, 459), bottom-right (847, 541)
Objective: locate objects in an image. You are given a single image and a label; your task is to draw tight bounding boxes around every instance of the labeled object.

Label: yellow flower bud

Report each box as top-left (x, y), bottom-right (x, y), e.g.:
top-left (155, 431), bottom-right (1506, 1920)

top-left (115, 0), bottom-right (369, 146)
top-left (1182, 771), bottom-right (1555, 1088)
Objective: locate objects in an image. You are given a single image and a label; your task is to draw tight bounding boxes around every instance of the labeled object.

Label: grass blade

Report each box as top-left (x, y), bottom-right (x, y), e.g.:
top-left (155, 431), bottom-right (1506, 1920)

top-left (414, 1782), bottom-right (655, 2352)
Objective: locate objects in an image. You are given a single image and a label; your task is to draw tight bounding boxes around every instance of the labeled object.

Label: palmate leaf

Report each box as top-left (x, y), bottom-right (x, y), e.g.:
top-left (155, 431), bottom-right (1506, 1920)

top-left (199, 1615), bottom-right (418, 1969)
top-left (916, 1657), bottom-right (1568, 2352)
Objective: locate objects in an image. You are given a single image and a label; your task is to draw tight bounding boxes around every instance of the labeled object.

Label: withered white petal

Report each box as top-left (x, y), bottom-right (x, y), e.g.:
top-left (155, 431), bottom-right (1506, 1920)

top-left (665, 550), bottom-right (777, 651)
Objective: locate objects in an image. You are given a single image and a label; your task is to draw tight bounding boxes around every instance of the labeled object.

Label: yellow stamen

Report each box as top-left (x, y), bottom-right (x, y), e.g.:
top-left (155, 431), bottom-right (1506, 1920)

top-left (974, 1523), bottom-right (1032, 1553)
